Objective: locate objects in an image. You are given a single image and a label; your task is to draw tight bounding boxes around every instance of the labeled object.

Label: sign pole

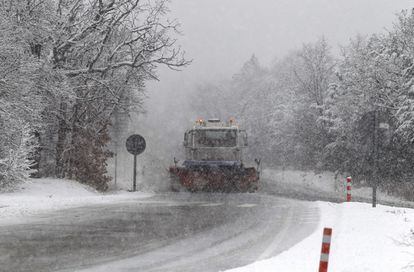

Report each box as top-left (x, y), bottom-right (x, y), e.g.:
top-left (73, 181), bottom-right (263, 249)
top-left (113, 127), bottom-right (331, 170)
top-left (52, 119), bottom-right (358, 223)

top-left (125, 134), bottom-right (146, 193)
top-left (133, 154), bottom-right (137, 192)
top-left (359, 109), bottom-right (391, 208)
top-left (114, 152), bottom-right (117, 187)
top-left (372, 110), bottom-right (378, 208)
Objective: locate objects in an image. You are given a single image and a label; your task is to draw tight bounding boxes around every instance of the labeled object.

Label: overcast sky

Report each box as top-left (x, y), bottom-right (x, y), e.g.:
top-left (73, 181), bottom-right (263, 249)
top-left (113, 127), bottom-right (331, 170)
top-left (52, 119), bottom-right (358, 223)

top-left (145, 0), bottom-right (414, 118)
top-left (165, 1), bottom-right (413, 80)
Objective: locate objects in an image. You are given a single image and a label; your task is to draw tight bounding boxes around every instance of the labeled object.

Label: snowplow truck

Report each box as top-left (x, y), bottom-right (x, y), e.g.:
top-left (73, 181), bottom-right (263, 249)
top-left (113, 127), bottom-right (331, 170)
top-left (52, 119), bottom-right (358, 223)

top-left (169, 118), bottom-right (260, 192)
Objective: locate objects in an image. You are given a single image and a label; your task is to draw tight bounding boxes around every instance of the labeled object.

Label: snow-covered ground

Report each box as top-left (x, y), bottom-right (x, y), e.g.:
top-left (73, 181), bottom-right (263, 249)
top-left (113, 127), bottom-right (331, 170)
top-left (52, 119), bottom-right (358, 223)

top-left (228, 169), bottom-right (414, 272)
top-left (0, 178), bottom-right (152, 226)
top-left (262, 169), bottom-right (340, 193)
top-left (227, 201), bottom-right (414, 272)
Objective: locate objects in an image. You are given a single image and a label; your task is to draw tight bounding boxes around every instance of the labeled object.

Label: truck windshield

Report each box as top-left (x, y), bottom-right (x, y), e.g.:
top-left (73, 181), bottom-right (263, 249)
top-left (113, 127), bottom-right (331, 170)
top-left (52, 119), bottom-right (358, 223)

top-left (194, 129), bottom-right (237, 147)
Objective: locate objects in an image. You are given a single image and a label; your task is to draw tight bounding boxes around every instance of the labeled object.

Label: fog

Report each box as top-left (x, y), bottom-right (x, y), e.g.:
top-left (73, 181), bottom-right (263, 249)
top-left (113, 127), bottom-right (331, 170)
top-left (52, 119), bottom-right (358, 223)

top-left (113, 0), bottom-right (414, 191)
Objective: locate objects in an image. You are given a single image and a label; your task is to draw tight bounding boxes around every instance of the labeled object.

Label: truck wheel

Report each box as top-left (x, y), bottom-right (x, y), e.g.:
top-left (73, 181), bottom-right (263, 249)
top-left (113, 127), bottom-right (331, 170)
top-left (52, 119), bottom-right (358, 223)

top-left (248, 184), bottom-right (258, 193)
top-left (170, 175), bottom-right (184, 192)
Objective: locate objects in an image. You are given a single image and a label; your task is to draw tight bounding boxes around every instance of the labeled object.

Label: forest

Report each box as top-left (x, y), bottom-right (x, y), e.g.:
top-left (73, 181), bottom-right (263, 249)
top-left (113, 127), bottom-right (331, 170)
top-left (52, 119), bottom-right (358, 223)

top-left (191, 10), bottom-right (414, 199)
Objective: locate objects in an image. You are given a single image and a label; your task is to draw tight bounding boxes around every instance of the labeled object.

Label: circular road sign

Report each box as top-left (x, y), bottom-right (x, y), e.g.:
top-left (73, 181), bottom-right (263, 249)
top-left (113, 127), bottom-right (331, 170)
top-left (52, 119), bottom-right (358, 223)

top-left (126, 134), bottom-right (146, 155)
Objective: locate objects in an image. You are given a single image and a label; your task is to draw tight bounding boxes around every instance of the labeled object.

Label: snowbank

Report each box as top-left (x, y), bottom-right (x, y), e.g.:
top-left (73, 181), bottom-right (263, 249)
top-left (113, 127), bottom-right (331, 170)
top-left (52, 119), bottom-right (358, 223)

top-left (227, 201), bottom-right (414, 272)
top-left (262, 169), bottom-right (409, 205)
top-left (0, 178), bottom-right (152, 225)
top-left (262, 169), bottom-right (338, 192)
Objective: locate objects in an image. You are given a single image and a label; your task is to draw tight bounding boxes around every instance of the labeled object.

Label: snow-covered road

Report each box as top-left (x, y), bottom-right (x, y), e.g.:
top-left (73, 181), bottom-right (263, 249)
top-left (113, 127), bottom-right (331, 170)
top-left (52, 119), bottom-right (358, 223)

top-left (2, 177), bottom-right (414, 272)
top-left (0, 193), bottom-right (318, 272)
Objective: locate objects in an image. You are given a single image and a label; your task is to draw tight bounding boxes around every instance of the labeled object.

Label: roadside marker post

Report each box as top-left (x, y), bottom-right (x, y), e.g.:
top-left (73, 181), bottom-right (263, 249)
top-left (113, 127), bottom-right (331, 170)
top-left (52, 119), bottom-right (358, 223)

top-left (318, 228), bottom-right (332, 272)
top-left (346, 177), bottom-right (352, 202)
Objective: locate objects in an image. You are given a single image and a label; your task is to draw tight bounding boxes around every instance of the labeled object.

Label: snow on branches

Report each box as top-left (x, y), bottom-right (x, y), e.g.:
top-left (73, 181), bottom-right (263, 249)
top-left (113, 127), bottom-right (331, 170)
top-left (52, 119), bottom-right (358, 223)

top-left (0, 123), bottom-right (38, 189)
top-left (0, 0), bottom-right (188, 190)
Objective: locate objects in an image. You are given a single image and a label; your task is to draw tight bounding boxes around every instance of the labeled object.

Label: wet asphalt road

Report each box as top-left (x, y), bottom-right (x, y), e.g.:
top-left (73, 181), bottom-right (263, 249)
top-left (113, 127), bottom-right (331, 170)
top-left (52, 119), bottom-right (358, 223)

top-left (0, 193), bottom-right (319, 272)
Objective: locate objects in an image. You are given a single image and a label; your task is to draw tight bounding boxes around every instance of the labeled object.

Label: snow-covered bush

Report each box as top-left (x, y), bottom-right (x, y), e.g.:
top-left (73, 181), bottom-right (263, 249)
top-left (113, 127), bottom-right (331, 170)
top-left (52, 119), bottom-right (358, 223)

top-left (0, 124), bottom-right (38, 190)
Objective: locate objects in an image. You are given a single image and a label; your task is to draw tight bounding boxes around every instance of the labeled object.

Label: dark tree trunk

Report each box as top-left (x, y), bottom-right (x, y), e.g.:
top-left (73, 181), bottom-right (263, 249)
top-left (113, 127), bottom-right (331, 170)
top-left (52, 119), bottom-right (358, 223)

top-left (67, 102), bottom-right (79, 180)
top-left (55, 101), bottom-right (68, 178)
top-left (29, 131), bottom-right (41, 178)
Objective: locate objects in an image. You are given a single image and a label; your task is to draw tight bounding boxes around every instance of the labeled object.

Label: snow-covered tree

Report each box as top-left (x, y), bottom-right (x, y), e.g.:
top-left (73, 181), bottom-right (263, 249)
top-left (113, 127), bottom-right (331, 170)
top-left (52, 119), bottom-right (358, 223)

top-left (279, 38), bottom-right (336, 169)
top-left (0, 123), bottom-right (38, 189)
top-left (321, 10), bottom-right (414, 186)
top-left (0, 0), bottom-right (188, 190)
top-left (0, 0), bottom-right (56, 188)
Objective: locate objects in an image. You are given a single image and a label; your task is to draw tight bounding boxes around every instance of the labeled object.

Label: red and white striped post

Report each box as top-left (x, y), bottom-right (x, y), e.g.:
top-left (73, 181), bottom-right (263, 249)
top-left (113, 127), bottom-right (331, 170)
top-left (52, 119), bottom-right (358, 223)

top-left (318, 227), bottom-right (332, 272)
top-left (346, 176), bottom-right (352, 202)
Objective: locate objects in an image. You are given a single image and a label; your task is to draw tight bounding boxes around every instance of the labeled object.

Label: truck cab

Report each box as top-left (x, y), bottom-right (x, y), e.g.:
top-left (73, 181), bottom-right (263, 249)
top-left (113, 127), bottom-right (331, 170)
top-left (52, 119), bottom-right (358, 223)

top-left (183, 119), bottom-right (248, 166)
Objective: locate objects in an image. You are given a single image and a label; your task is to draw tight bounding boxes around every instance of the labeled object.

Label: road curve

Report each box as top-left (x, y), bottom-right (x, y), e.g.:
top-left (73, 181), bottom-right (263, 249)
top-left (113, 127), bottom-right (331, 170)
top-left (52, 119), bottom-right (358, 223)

top-left (0, 193), bottom-right (319, 272)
